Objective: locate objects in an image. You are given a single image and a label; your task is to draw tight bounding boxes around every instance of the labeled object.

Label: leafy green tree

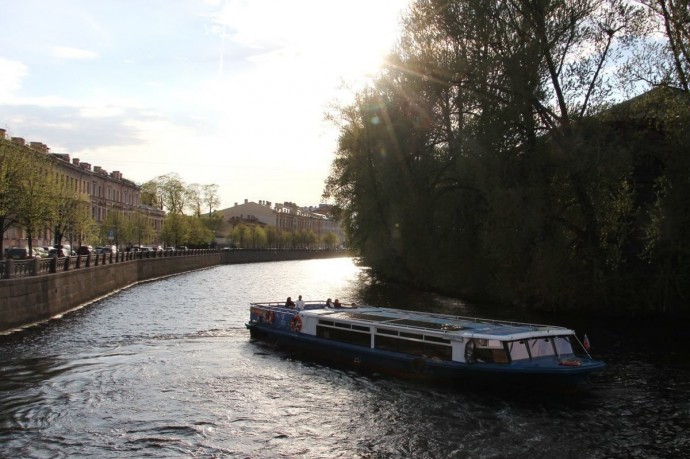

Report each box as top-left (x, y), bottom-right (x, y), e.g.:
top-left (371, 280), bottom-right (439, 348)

top-left (322, 231), bottom-right (338, 249)
top-left (231, 223), bottom-right (252, 248)
top-left (127, 209), bottom-right (154, 247)
top-left (186, 183), bottom-right (203, 217)
top-left (186, 214), bottom-right (213, 246)
top-left (101, 210), bottom-right (128, 248)
top-left (13, 156), bottom-right (55, 253)
top-left (161, 213), bottom-right (189, 248)
top-left (325, 0), bottom-right (687, 313)
top-left (139, 180), bottom-right (161, 209)
top-left (623, 0), bottom-right (690, 92)
top-left (251, 226), bottom-right (268, 248)
top-left (265, 226), bottom-right (284, 248)
top-left (201, 212), bottom-right (224, 239)
top-left (51, 186), bottom-right (93, 246)
top-left (143, 173), bottom-right (187, 214)
top-left (202, 184), bottom-right (221, 214)
top-left (0, 138), bottom-right (32, 253)
top-left (67, 198), bottom-right (97, 247)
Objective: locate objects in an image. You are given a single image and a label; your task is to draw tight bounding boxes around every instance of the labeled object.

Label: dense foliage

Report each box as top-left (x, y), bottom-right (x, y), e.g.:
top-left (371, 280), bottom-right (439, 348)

top-left (228, 223), bottom-right (339, 250)
top-left (1, 143), bottom-right (224, 251)
top-left (0, 138), bottom-right (95, 253)
top-left (324, 0), bottom-right (690, 315)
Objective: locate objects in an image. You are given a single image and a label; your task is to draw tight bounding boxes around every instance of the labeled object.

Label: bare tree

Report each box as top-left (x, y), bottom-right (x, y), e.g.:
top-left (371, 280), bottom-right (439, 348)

top-left (202, 184), bottom-right (221, 215)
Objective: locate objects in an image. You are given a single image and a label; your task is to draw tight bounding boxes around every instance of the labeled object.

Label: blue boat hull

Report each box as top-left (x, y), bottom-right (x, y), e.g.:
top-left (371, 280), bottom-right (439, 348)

top-left (247, 322), bottom-right (604, 391)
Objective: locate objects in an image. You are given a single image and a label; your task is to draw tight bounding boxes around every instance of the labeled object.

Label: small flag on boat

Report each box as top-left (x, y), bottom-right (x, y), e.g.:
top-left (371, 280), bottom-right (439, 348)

top-left (583, 334), bottom-right (591, 351)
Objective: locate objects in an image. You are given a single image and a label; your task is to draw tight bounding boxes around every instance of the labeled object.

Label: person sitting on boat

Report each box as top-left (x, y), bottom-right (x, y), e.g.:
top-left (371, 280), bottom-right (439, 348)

top-left (285, 297), bottom-right (295, 308)
top-left (334, 299), bottom-right (342, 308)
top-left (325, 298), bottom-right (333, 308)
top-left (295, 295), bottom-right (305, 310)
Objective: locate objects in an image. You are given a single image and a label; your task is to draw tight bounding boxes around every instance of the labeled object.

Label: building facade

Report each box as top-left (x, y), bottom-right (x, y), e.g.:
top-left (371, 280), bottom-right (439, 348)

top-left (1, 129), bottom-right (165, 250)
top-left (216, 199), bottom-right (344, 247)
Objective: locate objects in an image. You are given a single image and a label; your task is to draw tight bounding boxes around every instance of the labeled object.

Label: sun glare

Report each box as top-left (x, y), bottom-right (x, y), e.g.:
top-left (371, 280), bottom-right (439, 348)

top-left (304, 2), bottom-right (408, 86)
top-left (218, 0), bottom-right (409, 94)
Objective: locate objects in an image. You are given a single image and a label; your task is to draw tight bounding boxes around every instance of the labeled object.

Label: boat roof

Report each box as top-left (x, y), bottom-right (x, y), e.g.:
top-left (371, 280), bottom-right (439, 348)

top-left (302, 305), bottom-right (574, 341)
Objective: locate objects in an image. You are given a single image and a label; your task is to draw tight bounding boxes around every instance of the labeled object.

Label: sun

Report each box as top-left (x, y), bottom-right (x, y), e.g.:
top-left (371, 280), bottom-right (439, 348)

top-left (297, 1), bottom-right (410, 85)
top-left (218, 0), bottom-right (410, 94)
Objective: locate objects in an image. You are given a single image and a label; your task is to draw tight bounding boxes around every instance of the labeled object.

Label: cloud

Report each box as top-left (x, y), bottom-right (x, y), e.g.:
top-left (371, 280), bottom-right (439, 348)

top-left (0, 57), bottom-right (28, 102)
top-left (52, 46), bottom-right (99, 60)
top-left (0, 103), bottom-right (144, 151)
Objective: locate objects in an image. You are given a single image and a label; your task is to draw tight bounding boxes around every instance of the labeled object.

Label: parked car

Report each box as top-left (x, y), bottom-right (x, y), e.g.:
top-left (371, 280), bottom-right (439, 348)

top-left (102, 245), bottom-right (117, 254)
top-left (76, 245), bottom-right (94, 255)
top-left (6, 247), bottom-right (41, 259)
top-left (34, 247), bottom-right (49, 258)
top-left (177, 246), bottom-right (188, 251)
top-left (53, 244), bottom-right (72, 255)
top-left (49, 247), bottom-right (69, 258)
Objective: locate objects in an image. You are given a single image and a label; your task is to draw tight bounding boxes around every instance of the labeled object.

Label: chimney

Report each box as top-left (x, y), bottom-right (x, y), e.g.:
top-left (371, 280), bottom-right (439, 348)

top-left (244, 199), bottom-right (248, 204)
top-left (80, 162), bottom-right (91, 171)
top-left (52, 153), bottom-right (70, 162)
top-left (72, 158), bottom-right (80, 166)
top-left (11, 137), bottom-right (25, 146)
top-left (0, 128), bottom-right (6, 139)
top-left (29, 142), bottom-right (49, 153)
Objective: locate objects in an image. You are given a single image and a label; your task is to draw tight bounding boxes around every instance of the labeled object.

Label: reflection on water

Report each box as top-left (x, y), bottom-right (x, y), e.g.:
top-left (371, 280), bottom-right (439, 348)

top-left (1, 258), bottom-right (689, 458)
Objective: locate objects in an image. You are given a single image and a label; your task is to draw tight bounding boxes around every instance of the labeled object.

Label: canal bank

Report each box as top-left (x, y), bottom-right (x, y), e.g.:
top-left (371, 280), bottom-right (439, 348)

top-left (0, 249), bottom-right (349, 333)
top-left (1, 258), bottom-right (687, 458)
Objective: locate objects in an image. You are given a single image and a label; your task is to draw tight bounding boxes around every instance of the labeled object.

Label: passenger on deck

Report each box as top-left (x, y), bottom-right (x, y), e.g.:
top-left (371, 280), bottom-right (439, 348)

top-left (334, 299), bottom-right (342, 308)
top-left (295, 295), bottom-right (305, 310)
top-left (285, 297), bottom-right (295, 308)
top-left (325, 298), bottom-right (333, 308)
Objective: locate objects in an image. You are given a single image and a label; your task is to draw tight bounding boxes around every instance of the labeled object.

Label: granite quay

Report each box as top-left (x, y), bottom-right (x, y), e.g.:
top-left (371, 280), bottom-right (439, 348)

top-left (1, 249), bottom-right (349, 333)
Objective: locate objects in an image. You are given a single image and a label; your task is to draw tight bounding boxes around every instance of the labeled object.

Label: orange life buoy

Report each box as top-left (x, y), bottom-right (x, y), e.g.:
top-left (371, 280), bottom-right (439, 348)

top-left (290, 315), bottom-right (302, 332)
top-left (266, 311), bottom-right (274, 324)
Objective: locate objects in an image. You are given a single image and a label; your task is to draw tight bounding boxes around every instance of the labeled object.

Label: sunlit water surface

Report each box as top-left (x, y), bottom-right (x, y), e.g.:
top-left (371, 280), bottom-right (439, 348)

top-left (1, 258), bottom-right (689, 458)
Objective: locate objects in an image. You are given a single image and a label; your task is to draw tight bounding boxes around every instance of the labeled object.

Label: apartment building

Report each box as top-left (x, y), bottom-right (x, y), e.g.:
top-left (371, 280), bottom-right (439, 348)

top-left (216, 199), bottom-right (344, 247)
top-left (1, 129), bottom-right (164, 249)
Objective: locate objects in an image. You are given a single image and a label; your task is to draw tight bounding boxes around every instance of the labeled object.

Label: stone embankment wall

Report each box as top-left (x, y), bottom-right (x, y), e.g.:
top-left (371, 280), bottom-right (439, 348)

top-left (0, 250), bottom-right (350, 333)
top-left (0, 253), bottom-right (220, 333)
top-left (219, 249), bottom-right (349, 264)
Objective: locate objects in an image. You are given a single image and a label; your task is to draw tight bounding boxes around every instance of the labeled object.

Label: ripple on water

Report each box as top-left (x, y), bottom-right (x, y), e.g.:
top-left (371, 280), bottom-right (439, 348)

top-left (1, 258), bottom-right (690, 457)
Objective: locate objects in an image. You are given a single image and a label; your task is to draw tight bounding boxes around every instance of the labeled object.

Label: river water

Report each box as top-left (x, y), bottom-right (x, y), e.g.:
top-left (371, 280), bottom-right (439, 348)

top-left (1, 258), bottom-right (688, 458)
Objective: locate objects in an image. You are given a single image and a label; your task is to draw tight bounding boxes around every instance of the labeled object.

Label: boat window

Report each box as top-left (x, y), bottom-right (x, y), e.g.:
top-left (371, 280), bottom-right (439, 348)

top-left (553, 336), bottom-right (575, 356)
top-left (508, 340), bottom-right (531, 361)
top-left (316, 325), bottom-right (370, 347)
top-left (400, 332), bottom-right (423, 340)
top-left (474, 346), bottom-right (510, 364)
top-left (529, 338), bottom-right (556, 357)
top-left (425, 336), bottom-right (451, 344)
top-left (375, 335), bottom-right (452, 361)
top-left (377, 328), bottom-right (398, 336)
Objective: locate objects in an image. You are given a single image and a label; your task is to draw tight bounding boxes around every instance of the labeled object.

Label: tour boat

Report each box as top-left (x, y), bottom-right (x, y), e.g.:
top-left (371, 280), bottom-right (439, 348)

top-left (246, 301), bottom-right (605, 390)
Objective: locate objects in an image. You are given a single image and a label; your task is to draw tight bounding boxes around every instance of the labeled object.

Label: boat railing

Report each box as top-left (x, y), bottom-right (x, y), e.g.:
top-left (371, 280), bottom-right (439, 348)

top-left (250, 301), bottom-right (567, 334)
top-left (355, 305), bottom-right (564, 330)
top-left (251, 301), bottom-right (328, 311)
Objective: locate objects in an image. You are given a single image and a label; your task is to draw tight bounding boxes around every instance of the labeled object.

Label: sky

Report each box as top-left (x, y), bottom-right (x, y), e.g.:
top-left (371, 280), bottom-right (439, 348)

top-left (0, 0), bottom-right (410, 209)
